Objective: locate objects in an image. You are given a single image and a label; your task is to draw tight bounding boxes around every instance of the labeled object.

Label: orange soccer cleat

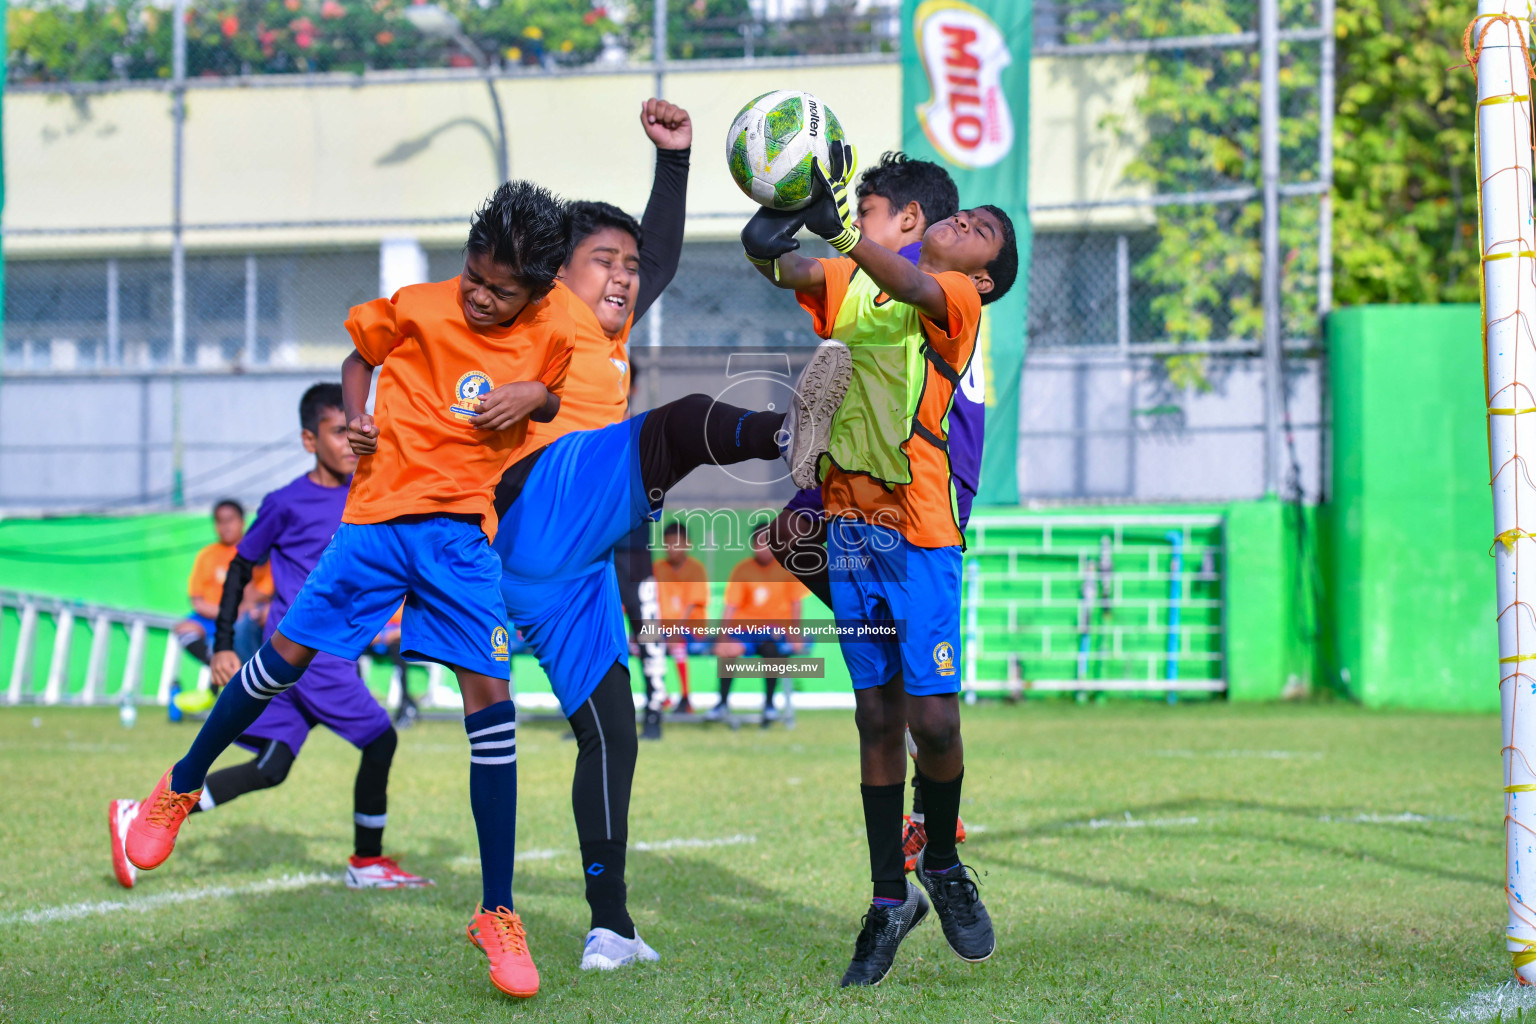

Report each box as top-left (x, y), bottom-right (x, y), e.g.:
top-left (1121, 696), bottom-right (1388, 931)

top-left (124, 770), bottom-right (201, 871)
top-left (467, 905), bottom-right (540, 998)
top-left (902, 815), bottom-right (969, 873)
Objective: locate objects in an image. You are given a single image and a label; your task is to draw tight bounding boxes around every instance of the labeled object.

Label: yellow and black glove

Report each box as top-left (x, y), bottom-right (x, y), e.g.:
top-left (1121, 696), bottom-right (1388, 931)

top-left (802, 142), bottom-right (860, 254)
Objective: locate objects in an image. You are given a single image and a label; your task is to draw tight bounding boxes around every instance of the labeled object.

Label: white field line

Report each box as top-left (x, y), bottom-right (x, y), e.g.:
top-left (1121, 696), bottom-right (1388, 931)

top-left (452, 834), bottom-right (758, 869)
top-left (0, 872), bottom-right (341, 927)
top-left (1319, 812), bottom-right (1464, 825)
top-left (1154, 749), bottom-right (1324, 760)
top-left (1068, 814), bottom-right (1204, 830)
top-left (1422, 982), bottom-right (1536, 1022)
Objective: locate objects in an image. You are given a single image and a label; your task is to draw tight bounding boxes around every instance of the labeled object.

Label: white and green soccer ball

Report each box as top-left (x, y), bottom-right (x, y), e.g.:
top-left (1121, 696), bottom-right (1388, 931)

top-left (725, 89), bottom-right (848, 211)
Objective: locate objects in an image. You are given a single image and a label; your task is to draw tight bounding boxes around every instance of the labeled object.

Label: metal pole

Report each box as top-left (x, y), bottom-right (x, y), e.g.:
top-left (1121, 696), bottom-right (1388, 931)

top-left (653, 0), bottom-right (667, 98)
top-left (1115, 233), bottom-right (1130, 352)
top-left (1259, 0), bottom-right (1283, 496)
top-left (171, 0), bottom-right (187, 506)
top-left (1316, 0), bottom-right (1336, 323)
top-left (106, 258), bottom-right (120, 366)
top-left (244, 253), bottom-right (257, 365)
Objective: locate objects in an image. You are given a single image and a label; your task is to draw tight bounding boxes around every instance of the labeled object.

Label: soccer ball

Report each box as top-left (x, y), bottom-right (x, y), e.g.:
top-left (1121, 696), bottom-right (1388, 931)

top-left (725, 90), bottom-right (848, 211)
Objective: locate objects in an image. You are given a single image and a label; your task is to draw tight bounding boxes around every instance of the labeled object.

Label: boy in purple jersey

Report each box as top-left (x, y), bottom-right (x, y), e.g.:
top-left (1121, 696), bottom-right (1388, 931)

top-left (764, 152), bottom-right (977, 870)
top-left (108, 384), bottom-right (430, 892)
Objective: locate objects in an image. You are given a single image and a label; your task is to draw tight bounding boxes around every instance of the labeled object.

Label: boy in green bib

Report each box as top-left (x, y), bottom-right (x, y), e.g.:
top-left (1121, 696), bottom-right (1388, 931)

top-left (742, 148), bottom-right (1018, 987)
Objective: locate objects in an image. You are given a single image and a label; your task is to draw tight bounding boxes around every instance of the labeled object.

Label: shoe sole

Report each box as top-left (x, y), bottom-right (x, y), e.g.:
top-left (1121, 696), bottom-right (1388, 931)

top-left (787, 341), bottom-right (853, 490)
top-left (108, 801), bottom-right (136, 889)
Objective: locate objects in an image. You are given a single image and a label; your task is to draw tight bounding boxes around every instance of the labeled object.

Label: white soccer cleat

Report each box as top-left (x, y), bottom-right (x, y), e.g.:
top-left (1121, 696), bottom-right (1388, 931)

top-left (108, 798), bottom-right (140, 889)
top-left (345, 855), bottom-right (435, 890)
top-left (579, 927), bottom-right (661, 971)
top-left (783, 339), bottom-right (853, 489)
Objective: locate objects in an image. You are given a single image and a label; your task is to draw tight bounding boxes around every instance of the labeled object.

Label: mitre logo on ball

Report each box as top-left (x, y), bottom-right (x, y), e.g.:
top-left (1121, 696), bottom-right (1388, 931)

top-left (913, 0), bottom-right (1014, 170)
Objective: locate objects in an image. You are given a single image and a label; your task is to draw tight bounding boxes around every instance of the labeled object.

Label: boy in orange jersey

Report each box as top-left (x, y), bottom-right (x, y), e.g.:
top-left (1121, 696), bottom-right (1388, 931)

top-left (121, 181), bottom-right (574, 1000)
top-left (173, 498), bottom-right (272, 666)
top-left (742, 147), bottom-right (1018, 985)
top-left (654, 520), bottom-right (709, 714)
top-left (709, 526), bottom-right (807, 726)
top-left (489, 100), bottom-right (849, 971)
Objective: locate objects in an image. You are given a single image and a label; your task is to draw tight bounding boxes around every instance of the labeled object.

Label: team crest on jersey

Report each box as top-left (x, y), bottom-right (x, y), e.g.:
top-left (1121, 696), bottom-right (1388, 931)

top-left (933, 641), bottom-right (955, 676)
top-left (491, 626), bottom-right (510, 661)
top-left (451, 371), bottom-right (494, 421)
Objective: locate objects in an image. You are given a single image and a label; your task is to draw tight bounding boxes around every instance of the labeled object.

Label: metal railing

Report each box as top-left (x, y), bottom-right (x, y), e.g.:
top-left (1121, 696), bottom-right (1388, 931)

top-left (0, 589), bottom-right (189, 706)
top-left (962, 514), bottom-right (1226, 695)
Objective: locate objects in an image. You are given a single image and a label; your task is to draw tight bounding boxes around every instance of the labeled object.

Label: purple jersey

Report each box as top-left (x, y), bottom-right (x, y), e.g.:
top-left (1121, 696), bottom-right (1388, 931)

top-left (236, 472), bottom-right (351, 640)
top-left (785, 240), bottom-right (985, 527)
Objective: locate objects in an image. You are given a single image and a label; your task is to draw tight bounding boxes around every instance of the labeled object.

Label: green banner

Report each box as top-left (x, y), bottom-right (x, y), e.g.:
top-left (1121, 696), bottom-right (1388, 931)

top-left (901, 0), bottom-right (1030, 506)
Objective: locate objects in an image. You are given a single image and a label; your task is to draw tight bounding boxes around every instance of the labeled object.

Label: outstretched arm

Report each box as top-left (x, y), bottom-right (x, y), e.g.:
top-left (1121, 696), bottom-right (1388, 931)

top-left (634, 99), bottom-right (691, 324)
top-left (753, 252), bottom-right (825, 294)
top-left (844, 236), bottom-right (949, 327)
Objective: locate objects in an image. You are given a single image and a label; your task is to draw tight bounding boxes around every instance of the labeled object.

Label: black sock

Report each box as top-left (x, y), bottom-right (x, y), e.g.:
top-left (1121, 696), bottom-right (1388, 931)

top-left (354, 728), bottom-right (396, 858)
top-left (194, 739), bottom-right (294, 812)
top-left (764, 678), bottom-right (778, 708)
top-left (862, 782), bottom-right (906, 902)
top-left (638, 394), bottom-right (787, 497)
top-left (916, 767), bottom-right (963, 872)
top-left (581, 839), bottom-right (635, 938)
top-left (910, 770), bottom-right (925, 819)
top-left (717, 678), bottom-right (732, 706)
top-left (184, 638), bottom-right (210, 664)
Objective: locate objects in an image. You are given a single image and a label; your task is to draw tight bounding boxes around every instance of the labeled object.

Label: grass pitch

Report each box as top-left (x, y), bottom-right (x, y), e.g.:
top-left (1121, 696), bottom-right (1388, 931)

top-left (0, 702), bottom-right (1509, 1023)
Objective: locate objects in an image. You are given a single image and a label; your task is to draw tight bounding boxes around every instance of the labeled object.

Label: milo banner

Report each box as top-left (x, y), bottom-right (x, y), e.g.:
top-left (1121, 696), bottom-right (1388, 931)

top-left (901, 0), bottom-right (1030, 505)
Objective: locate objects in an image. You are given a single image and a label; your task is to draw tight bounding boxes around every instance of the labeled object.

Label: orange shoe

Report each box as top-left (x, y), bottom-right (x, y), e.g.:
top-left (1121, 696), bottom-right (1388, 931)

top-left (901, 815), bottom-right (928, 873)
top-left (124, 770), bottom-right (201, 870)
top-left (466, 906), bottom-right (540, 998)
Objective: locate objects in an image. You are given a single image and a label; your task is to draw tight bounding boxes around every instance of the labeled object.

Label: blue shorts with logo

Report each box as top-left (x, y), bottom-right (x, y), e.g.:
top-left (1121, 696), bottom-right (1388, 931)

top-left (827, 519), bottom-right (962, 696)
top-left (278, 516), bottom-right (511, 680)
top-left (493, 414), bottom-right (655, 715)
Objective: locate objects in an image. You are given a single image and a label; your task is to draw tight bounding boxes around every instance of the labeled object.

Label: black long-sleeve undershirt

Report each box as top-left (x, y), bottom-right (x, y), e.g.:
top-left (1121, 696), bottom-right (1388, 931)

top-left (212, 554), bottom-right (255, 654)
top-left (632, 146), bottom-right (689, 325)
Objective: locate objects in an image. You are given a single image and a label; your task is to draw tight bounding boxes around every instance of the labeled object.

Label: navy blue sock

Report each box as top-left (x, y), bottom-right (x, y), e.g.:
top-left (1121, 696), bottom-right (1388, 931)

top-left (466, 700), bottom-right (518, 911)
top-left (170, 642), bottom-right (305, 793)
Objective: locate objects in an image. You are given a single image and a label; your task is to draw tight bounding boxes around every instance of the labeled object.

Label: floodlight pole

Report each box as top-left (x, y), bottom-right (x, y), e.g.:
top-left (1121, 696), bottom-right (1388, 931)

top-left (1476, 0), bottom-right (1536, 984)
top-left (170, 0), bottom-right (187, 506)
top-left (1259, 0), bottom-right (1282, 497)
top-left (649, 0), bottom-right (668, 355)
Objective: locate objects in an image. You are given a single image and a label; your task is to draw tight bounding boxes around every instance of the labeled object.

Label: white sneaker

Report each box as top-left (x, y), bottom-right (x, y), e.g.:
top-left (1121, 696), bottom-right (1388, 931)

top-left (783, 340), bottom-right (853, 489)
top-left (580, 927), bottom-right (660, 970)
top-left (345, 855), bottom-right (434, 889)
top-left (108, 798), bottom-right (140, 889)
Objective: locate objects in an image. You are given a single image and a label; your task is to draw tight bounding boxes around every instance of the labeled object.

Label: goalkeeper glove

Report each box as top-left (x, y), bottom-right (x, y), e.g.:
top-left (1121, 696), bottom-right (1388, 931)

top-left (803, 142), bottom-right (861, 254)
top-left (742, 206), bottom-right (808, 277)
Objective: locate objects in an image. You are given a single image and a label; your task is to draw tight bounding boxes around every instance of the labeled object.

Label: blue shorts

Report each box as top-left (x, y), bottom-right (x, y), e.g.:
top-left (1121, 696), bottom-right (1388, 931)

top-left (827, 519), bottom-right (962, 695)
top-left (493, 415), bottom-right (655, 714)
top-left (278, 516), bottom-right (511, 680)
top-left (724, 628), bottom-right (791, 658)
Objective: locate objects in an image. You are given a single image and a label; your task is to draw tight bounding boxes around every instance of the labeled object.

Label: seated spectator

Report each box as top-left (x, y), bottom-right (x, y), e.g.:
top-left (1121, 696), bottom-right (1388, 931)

top-left (174, 499), bottom-right (272, 666)
top-left (708, 526), bottom-right (807, 726)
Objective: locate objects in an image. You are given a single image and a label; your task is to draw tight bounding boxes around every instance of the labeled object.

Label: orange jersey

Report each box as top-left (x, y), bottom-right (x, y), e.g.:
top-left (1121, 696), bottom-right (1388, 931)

top-left (796, 259), bottom-right (982, 548)
top-left (654, 555), bottom-right (709, 623)
top-left (188, 542), bottom-right (273, 607)
top-left (343, 277), bottom-right (574, 542)
top-left (515, 283), bottom-right (631, 461)
top-left (723, 557), bottom-right (807, 626)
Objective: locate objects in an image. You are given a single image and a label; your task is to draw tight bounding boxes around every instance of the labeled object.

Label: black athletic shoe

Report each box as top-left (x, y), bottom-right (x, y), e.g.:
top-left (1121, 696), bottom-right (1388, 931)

top-left (839, 881), bottom-right (929, 987)
top-left (640, 707), bottom-right (663, 741)
top-left (914, 849), bottom-right (995, 962)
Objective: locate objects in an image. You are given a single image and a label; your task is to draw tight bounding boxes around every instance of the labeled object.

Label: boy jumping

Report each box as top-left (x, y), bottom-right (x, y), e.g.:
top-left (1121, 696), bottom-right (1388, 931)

top-left (742, 147), bottom-right (1018, 986)
top-left (120, 181), bottom-right (575, 1000)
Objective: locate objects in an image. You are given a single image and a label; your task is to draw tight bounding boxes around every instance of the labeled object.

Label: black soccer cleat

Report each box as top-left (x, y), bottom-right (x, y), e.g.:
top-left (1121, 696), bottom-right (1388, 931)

top-left (914, 849), bottom-right (995, 963)
top-left (839, 881), bottom-right (929, 987)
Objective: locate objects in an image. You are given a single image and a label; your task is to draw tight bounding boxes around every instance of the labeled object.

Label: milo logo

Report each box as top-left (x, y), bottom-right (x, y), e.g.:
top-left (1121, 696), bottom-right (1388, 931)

top-left (806, 98), bottom-right (820, 138)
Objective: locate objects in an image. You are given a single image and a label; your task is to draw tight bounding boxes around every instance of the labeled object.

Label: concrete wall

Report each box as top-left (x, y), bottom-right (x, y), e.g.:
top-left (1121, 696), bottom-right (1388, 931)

top-left (5, 54), bottom-right (1148, 257)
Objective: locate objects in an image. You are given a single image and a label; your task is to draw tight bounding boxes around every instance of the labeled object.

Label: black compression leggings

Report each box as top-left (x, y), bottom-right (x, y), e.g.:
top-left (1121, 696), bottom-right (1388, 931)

top-left (635, 394), bottom-right (786, 508)
top-left (568, 661), bottom-right (642, 935)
